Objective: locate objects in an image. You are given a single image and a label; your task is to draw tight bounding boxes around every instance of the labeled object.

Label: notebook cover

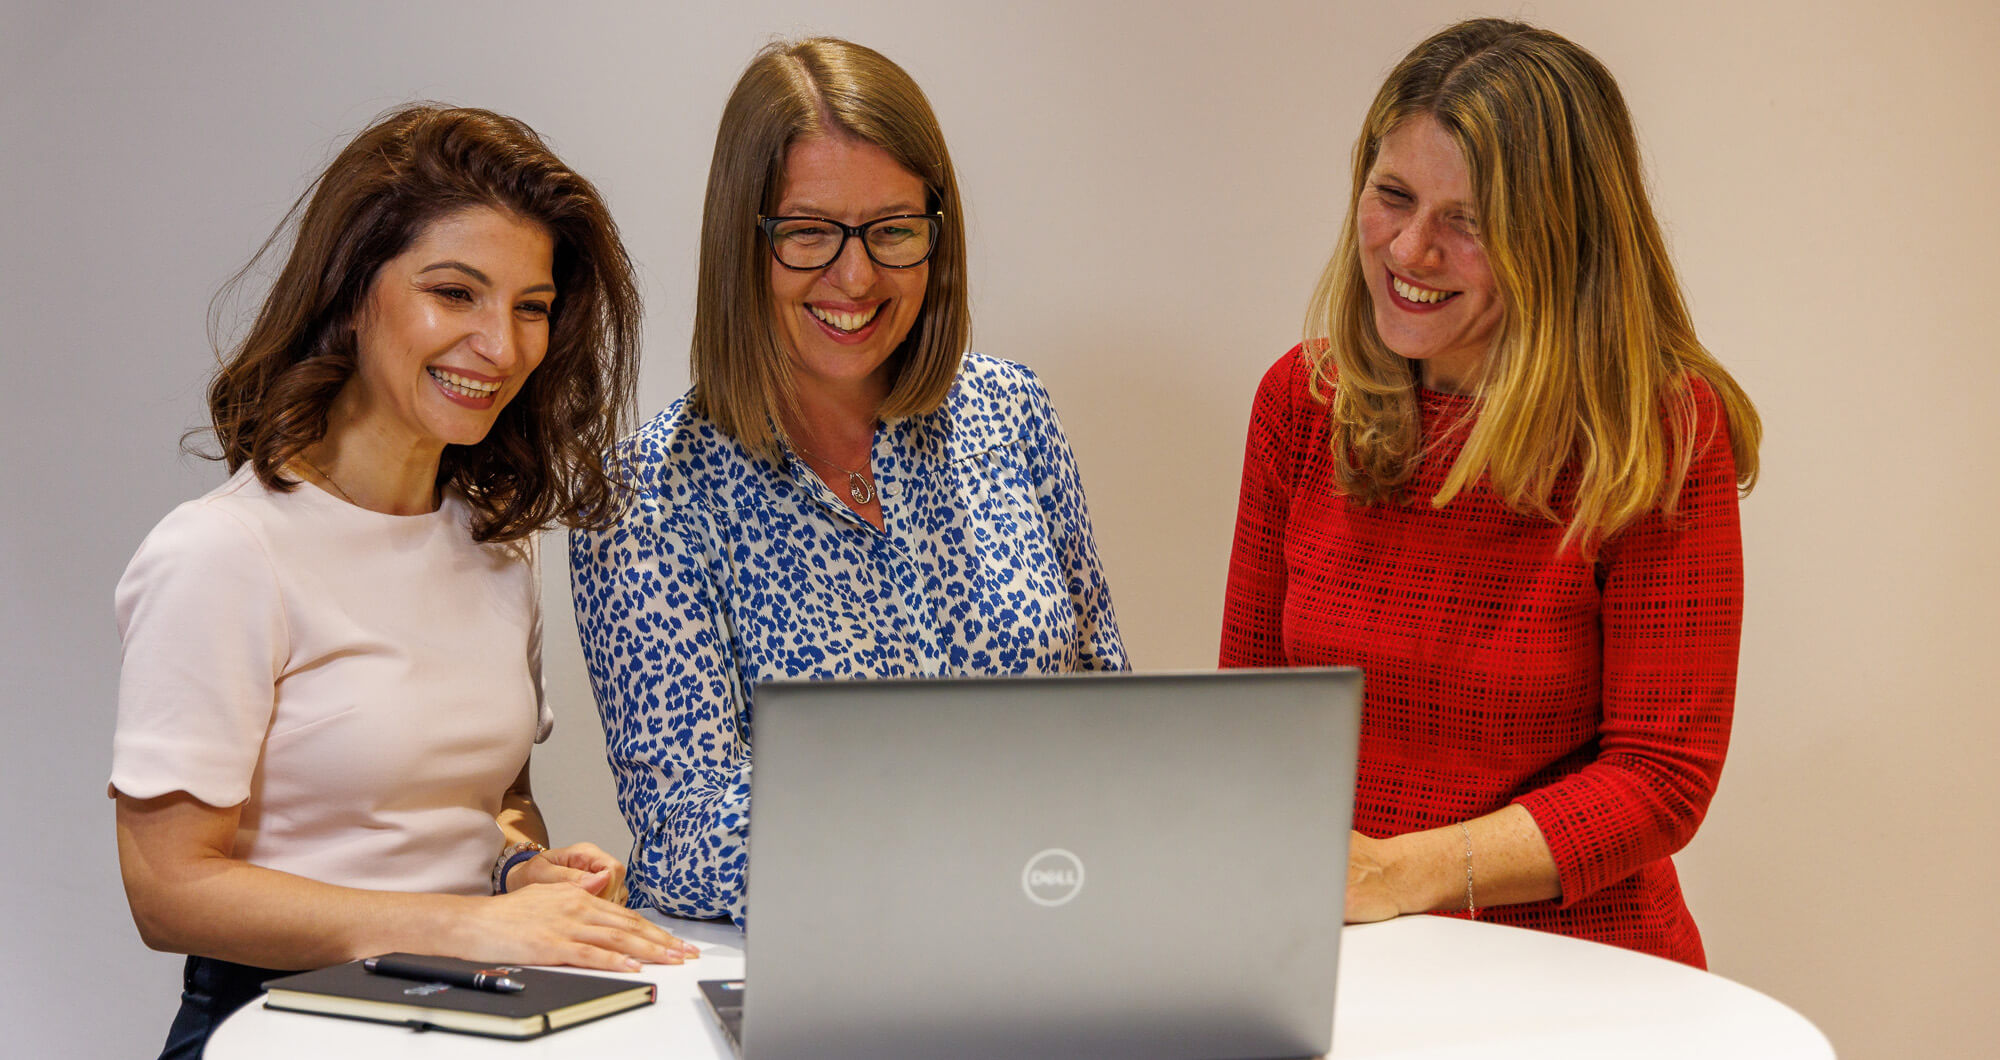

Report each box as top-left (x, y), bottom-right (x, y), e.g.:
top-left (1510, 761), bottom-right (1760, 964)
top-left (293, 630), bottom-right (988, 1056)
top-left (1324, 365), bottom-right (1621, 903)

top-left (262, 954), bottom-right (656, 1040)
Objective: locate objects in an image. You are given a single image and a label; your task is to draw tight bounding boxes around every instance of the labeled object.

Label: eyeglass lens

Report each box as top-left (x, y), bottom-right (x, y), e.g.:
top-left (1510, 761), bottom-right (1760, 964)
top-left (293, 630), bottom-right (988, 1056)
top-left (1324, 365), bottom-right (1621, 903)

top-left (766, 216), bottom-right (938, 269)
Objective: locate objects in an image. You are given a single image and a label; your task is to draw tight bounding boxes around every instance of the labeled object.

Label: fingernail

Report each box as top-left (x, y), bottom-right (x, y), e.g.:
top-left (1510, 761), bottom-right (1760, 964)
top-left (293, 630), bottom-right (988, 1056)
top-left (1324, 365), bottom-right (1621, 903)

top-left (623, 956), bottom-right (641, 970)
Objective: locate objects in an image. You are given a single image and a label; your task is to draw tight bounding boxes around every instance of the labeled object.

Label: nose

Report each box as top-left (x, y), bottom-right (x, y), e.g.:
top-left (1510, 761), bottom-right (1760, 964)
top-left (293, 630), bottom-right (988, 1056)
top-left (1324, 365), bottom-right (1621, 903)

top-left (821, 231), bottom-right (882, 294)
top-left (1389, 213), bottom-right (1445, 272)
top-left (466, 304), bottom-right (522, 370)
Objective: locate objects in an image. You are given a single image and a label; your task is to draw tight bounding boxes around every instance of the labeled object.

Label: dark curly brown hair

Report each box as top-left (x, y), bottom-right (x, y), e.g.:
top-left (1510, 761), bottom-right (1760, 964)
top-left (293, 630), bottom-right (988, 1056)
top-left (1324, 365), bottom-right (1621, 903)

top-left (199, 103), bottom-right (641, 543)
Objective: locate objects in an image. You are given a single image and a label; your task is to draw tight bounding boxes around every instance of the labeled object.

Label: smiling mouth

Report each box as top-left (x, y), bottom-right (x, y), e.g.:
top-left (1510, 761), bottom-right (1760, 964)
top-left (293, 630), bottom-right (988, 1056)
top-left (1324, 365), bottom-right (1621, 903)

top-left (808, 303), bottom-right (883, 334)
top-left (1391, 274), bottom-right (1458, 305)
top-left (428, 368), bottom-right (502, 399)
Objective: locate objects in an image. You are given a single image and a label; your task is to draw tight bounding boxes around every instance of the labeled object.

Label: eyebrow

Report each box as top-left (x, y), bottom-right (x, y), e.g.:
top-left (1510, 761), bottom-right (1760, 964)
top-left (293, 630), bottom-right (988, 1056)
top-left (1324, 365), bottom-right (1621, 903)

top-left (774, 201), bottom-right (929, 219)
top-left (417, 261), bottom-right (556, 295)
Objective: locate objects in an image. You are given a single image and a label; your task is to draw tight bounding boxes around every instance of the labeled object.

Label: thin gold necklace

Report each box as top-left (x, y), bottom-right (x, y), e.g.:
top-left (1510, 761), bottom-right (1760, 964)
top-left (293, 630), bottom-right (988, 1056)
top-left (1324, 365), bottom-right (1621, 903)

top-left (297, 453), bottom-right (357, 506)
top-left (790, 438), bottom-right (875, 505)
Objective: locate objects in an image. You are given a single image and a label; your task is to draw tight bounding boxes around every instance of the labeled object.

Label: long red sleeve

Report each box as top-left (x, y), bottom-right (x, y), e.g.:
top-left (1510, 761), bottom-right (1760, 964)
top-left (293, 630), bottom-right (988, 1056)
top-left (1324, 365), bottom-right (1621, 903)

top-left (1221, 347), bottom-right (1742, 966)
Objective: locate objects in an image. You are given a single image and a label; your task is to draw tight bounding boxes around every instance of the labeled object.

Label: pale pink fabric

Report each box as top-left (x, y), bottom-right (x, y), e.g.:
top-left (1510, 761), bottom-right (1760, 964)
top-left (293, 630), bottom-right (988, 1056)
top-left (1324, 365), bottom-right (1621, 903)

top-left (112, 465), bottom-right (552, 897)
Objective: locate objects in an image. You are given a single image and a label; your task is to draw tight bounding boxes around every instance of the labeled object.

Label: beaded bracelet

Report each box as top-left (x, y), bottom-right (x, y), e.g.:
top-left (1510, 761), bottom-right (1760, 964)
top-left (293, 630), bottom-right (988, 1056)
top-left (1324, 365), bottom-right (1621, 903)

top-left (492, 840), bottom-right (546, 895)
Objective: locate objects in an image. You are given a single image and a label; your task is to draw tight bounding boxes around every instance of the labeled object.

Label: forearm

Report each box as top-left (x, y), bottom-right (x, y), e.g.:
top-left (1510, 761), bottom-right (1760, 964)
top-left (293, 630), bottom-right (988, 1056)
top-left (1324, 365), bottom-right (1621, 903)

top-left (622, 772), bottom-right (753, 919)
top-left (117, 833), bottom-right (478, 968)
top-left (498, 778), bottom-right (550, 849)
top-left (1061, 524), bottom-right (1127, 672)
top-left (1374, 804), bottom-right (1560, 915)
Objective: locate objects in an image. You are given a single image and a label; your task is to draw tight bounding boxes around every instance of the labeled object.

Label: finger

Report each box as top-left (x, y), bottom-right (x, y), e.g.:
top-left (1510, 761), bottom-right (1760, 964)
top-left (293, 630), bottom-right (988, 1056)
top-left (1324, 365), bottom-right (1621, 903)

top-left (600, 863), bottom-right (630, 906)
top-left (518, 859), bottom-right (594, 890)
top-left (562, 841), bottom-right (612, 864)
top-left (572, 923), bottom-right (686, 965)
top-left (558, 940), bottom-right (645, 973)
top-left (584, 908), bottom-right (699, 962)
top-left (540, 847), bottom-right (610, 873)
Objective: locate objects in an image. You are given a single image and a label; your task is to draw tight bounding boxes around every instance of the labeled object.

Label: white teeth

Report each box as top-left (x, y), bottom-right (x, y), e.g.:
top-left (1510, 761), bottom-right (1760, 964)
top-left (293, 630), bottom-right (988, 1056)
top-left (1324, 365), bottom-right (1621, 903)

top-left (429, 368), bottom-right (502, 398)
top-left (1392, 275), bottom-right (1455, 304)
top-left (808, 304), bottom-right (882, 333)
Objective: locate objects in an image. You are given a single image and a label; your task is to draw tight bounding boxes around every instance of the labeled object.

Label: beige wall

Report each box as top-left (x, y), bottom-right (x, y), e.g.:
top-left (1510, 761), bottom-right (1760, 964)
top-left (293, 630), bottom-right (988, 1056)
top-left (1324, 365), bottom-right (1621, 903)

top-left (6, 2), bottom-right (1994, 1057)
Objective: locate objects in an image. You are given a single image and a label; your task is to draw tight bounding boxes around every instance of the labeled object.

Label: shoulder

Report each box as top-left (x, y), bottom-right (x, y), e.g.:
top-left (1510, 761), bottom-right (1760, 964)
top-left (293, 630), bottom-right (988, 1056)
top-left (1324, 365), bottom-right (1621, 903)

top-left (134, 467), bottom-right (282, 563)
top-left (117, 468), bottom-right (286, 628)
top-left (1249, 344), bottom-right (1325, 432)
top-left (1666, 372), bottom-right (1736, 468)
top-left (940, 351), bottom-right (1058, 454)
top-left (1673, 372), bottom-right (1726, 427)
top-left (615, 390), bottom-right (774, 511)
top-left (952, 351), bottom-right (1052, 413)
top-left (1258, 344), bottom-right (1317, 402)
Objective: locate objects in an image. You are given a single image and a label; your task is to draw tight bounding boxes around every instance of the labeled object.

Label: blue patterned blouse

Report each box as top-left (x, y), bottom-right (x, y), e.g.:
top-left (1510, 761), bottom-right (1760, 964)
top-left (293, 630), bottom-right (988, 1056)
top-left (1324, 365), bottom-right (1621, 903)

top-left (570, 352), bottom-right (1128, 921)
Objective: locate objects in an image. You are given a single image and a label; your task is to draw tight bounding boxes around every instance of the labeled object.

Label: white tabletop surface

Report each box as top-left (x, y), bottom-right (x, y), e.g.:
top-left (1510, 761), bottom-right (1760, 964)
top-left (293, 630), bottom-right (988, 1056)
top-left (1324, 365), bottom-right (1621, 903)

top-left (208, 913), bottom-right (1833, 1059)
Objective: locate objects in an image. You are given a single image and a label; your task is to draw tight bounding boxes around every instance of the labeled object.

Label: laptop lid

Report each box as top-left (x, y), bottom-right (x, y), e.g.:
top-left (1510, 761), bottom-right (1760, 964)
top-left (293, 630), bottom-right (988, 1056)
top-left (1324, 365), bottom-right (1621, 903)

top-left (736, 668), bottom-right (1361, 1060)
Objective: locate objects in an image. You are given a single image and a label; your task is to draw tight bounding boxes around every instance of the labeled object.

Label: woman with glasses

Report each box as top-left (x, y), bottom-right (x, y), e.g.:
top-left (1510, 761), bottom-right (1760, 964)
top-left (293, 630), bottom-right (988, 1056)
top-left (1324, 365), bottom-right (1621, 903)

top-left (571, 37), bottom-right (1126, 923)
top-left (1221, 19), bottom-right (1760, 966)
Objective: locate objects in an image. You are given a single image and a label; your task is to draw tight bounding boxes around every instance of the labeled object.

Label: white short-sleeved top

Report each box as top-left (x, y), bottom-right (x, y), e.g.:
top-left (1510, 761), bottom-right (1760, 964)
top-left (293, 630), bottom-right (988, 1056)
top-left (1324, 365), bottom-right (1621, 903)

top-left (111, 465), bottom-right (553, 897)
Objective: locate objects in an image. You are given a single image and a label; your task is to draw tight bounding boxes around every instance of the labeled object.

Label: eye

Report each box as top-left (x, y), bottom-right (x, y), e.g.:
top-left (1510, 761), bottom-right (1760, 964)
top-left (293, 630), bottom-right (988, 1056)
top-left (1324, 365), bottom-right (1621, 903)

top-left (1371, 183), bottom-right (1412, 205)
top-left (430, 285), bottom-right (474, 303)
top-left (516, 299), bottom-right (551, 319)
top-left (775, 220), bottom-right (838, 246)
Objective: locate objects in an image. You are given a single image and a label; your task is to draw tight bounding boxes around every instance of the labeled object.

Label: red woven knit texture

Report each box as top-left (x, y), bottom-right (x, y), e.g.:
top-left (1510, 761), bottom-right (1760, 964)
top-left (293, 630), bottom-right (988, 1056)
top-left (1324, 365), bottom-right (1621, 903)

top-left (1220, 347), bottom-right (1742, 967)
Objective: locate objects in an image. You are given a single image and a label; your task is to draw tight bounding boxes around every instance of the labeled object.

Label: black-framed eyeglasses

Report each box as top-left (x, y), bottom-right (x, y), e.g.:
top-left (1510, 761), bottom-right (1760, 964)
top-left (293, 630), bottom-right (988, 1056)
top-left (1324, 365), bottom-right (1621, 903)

top-left (757, 212), bottom-right (943, 270)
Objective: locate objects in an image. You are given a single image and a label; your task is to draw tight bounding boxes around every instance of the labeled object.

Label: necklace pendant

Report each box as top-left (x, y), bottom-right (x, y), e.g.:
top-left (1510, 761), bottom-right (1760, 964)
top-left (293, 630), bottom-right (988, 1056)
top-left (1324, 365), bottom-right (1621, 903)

top-left (847, 472), bottom-right (876, 505)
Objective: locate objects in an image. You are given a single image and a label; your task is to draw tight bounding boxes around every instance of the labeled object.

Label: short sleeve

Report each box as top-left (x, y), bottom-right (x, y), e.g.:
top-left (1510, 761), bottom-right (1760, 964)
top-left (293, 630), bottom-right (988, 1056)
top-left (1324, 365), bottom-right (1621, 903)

top-left (110, 501), bottom-right (287, 807)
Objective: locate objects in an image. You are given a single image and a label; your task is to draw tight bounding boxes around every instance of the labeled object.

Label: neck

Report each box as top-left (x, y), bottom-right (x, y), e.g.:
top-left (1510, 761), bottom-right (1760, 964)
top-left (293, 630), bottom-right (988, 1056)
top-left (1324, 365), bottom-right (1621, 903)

top-left (311, 396), bottom-right (446, 515)
top-left (1417, 355), bottom-right (1482, 396)
top-left (783, 382), bottom-right (882, 465)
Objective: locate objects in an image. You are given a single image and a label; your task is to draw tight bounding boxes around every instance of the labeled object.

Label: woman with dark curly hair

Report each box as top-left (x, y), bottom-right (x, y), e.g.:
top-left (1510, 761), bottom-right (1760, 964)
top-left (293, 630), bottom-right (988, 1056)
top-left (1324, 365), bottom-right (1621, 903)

top-left (110, 104), bottom-right (696, 1059)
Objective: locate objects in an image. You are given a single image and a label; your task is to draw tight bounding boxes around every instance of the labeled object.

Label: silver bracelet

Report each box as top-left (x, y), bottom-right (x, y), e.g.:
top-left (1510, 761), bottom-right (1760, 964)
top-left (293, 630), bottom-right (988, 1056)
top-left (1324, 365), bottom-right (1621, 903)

top-left (1459, 823), bottom-right (1476, 920)
top-left (492, 840), bottom-right (546, 895)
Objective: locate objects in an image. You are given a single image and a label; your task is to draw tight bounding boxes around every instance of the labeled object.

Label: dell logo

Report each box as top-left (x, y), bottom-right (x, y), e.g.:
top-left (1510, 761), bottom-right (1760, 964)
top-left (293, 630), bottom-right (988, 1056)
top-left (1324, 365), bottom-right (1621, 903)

top-left (1021, 848), bottom-right (1086, 906)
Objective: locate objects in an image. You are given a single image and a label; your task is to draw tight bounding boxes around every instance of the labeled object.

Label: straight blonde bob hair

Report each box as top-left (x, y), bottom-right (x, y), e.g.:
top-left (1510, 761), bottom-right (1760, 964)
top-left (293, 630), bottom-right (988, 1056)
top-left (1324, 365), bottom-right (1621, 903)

top-left (692, 37), bottom-right (970, 460)
top-left (1306, 18), bottom-right (1760, 555)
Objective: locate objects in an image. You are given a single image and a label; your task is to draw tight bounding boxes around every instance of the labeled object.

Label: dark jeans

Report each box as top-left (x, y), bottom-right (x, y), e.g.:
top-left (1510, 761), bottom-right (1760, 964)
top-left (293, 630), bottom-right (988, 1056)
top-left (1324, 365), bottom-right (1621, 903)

top-left (157, 956), bottom-right (293, 1060)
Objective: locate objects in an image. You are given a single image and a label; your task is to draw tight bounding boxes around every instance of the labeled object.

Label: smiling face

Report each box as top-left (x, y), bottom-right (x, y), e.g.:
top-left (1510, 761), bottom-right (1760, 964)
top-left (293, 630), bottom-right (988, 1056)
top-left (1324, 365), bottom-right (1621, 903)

top-left (341, 205), bottom-right (556, 455)
top-left (768, 136), bottom-right (930, 404)
top-left (1356, 115), bottom-right (1505, 393)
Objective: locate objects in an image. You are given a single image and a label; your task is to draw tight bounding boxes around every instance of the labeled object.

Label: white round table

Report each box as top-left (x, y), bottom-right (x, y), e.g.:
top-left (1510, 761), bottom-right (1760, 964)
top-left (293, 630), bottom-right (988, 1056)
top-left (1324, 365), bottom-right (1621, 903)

top-left (208, 913), bottom-right (1832, 1058)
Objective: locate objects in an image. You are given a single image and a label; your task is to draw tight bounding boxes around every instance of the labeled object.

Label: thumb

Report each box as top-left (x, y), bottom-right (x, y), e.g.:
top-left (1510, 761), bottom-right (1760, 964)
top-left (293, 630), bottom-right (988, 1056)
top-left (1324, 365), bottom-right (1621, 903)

top-left (576, 868), bottom-right (612, 896)
top-left (517, 856), bottom-right (592, 891)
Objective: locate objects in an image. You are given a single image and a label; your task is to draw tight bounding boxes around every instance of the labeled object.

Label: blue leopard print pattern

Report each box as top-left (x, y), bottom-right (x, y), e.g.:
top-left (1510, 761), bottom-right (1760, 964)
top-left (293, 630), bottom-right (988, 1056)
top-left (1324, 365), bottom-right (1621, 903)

top-left (570, 352), bottom-right (1127, 922)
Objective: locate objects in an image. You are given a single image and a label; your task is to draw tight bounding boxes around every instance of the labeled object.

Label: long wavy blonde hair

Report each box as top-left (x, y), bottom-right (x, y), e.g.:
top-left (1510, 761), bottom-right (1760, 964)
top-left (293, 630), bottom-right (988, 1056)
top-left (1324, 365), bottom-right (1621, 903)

top-left (1307, 18), bottom-right (1760, 555)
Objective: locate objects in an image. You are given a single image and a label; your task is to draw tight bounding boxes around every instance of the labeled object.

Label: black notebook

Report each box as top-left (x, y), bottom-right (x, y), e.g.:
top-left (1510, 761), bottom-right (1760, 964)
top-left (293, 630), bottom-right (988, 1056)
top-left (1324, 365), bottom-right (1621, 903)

top-left (261, 954), bottom-right (656, 1040)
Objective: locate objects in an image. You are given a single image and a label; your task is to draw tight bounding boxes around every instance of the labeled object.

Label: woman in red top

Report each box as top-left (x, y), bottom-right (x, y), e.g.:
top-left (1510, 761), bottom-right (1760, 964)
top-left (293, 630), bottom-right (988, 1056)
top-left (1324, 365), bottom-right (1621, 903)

top-left (1220, 18), bottom-right (1761, 967)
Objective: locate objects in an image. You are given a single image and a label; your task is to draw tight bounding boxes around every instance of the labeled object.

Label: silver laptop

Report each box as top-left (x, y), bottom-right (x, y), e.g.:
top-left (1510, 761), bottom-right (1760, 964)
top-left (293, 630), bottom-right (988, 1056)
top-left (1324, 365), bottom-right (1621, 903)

top-left (703, 668), bottom-right (1361, 1060)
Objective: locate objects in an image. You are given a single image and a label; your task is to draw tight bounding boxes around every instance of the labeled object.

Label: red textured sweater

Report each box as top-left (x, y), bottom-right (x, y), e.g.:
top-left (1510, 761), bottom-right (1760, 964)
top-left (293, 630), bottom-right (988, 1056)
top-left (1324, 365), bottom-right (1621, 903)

top-left (1220, 348), bottom-right (1742, 967)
